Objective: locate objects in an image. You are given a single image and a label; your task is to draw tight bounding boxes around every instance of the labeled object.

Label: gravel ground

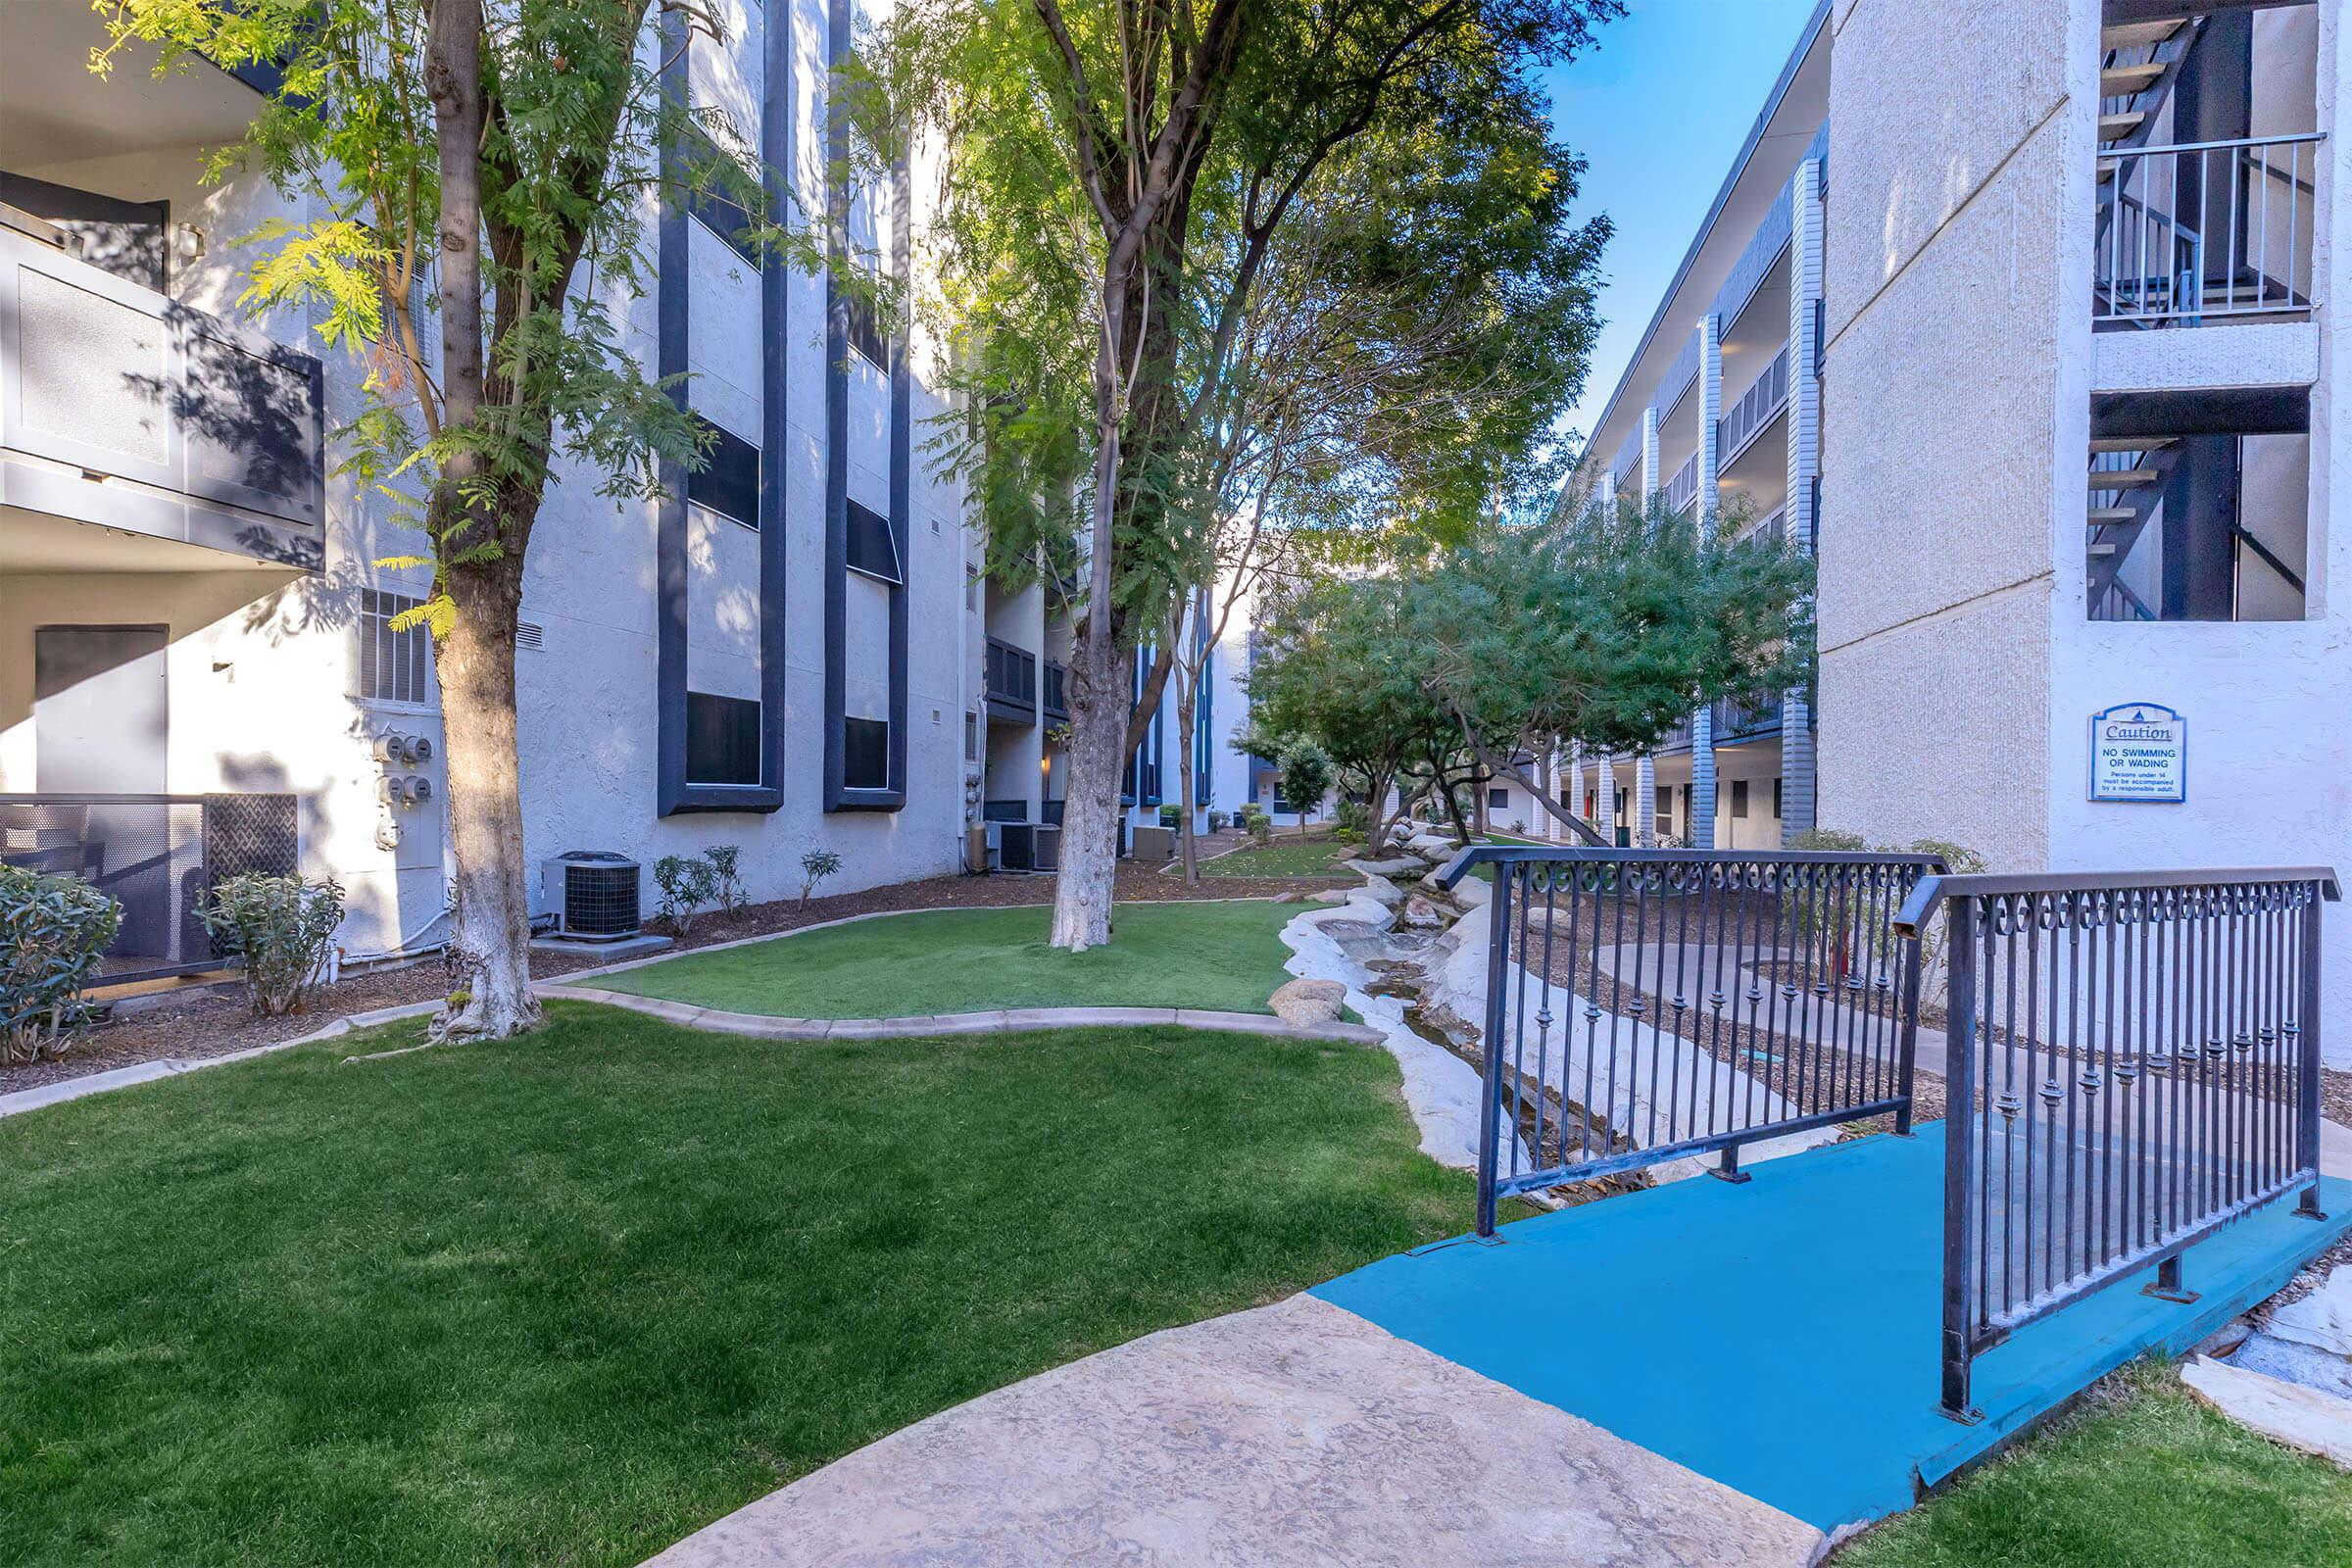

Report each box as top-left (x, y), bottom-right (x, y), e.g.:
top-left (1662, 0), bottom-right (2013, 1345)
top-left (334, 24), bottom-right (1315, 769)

top-left (2, 862), bottom-right (1349, 1099)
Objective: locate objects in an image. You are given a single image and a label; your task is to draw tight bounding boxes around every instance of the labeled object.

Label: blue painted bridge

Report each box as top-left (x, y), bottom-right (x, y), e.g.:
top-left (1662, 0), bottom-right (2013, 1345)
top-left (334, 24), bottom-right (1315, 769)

top-left (1314, 1126), bottom-right (2352, 1534)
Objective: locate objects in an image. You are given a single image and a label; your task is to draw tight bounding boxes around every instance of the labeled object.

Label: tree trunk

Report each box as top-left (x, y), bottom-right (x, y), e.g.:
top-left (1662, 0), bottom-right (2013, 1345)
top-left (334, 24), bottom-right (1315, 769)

top-left (1051, 616), bottom-right (1127, 950)
top-left (1363, 764), bottom-right (1395, 855)
top-left (430, 555), bottom-right (542, 1041)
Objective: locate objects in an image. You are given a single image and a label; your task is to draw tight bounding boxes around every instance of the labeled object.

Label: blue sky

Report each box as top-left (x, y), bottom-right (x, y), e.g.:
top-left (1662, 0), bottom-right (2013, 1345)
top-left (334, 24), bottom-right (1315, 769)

top-left (1540, 0), bottom-right (1821, 450)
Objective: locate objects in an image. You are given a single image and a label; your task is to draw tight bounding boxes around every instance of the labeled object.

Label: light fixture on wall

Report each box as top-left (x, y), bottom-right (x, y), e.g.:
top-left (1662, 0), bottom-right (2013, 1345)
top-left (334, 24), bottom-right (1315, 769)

top-left (172, 223), bottom-right (207, 263)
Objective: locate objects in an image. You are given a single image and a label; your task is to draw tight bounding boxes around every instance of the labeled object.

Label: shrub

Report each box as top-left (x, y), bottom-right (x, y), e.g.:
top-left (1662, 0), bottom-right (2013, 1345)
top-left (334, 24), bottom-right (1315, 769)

top-left (703, 845), bottom-right (747, 914)
top-left (1207, 811), bottom-right (1230, 832)
top-left (653, 854), bottom-right (719, 936)
top-left (200, 872), bottom-right (345, 1018)
top-left (1335, 799), bottom-right (1371, 835)
top-left (1157, 804), bottom-right (1180, 827)
top-left (799, 848), bottom-right (843, 905)
top-left (1330, 826), bottom-right (1365, 846)
top-left (1, 865), bottom-right (122, 1062)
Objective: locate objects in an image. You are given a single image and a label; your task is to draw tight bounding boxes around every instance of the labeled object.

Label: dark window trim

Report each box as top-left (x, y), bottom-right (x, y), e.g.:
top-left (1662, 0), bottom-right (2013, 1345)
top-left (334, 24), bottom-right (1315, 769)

top-left (653, 8), bottom-right (785, 816)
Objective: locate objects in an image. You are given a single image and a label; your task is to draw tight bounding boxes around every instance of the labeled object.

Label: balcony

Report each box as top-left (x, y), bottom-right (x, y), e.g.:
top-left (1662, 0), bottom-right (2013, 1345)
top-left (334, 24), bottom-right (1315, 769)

top-left (1716, 345), bottom-right (1789, 466)
top-left (984, 635), bottom-right (1037, 723)
top-left (1711, 691), bottom-right (1783, 744)
top-left (1, 214), bottom-right (325, 571)
top-left (0, 792), bottom-right (300, 984)
top-left (2095, 134), bottom-right (2320, 328)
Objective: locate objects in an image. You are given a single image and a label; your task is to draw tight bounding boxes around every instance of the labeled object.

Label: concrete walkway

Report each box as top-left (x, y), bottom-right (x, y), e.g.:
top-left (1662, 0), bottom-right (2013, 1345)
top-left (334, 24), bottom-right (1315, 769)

top-left (641, 1294), bottom-right (1823, 1568)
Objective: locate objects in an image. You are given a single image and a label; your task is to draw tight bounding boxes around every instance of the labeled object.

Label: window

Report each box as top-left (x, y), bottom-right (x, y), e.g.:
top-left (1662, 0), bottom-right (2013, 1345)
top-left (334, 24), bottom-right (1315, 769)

top-left (846, 498), bottom-right (901, 582)
top-left (1773, 778), bottom-right (1783, 819)
top-left (1488, 787), bottom-right (1509, 810)
top-left (683, 131), bottom-right (760, 266)
top-left (846, 290), bottom-right (889, 368)
top-left (1655, 786), bottom-right (1673, 828)
top-left (964, 710), bottom-right (977, 762)
top-left (1731, 779), bottom-right (1749, 819)
top-left (843, 716), bottom-right (890, 790)
top-left (687, 416), bottom-right (760, 529)
top-left (357, 589), bottom-right (433, 706)
top-left (686, 693), bottom-right (761, 786)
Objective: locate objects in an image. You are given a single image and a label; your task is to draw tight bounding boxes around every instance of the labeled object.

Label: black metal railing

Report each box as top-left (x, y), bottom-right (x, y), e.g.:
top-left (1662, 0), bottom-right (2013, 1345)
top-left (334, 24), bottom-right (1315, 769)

top-left (984, 636), bottom-right (1037, 719)
top-left (1896, 867), bottom-right (2336, 1419)
top-left (1437, 846), bottom-right (1942, 1236)
top-left (0, 792), bottom-right (300, 983)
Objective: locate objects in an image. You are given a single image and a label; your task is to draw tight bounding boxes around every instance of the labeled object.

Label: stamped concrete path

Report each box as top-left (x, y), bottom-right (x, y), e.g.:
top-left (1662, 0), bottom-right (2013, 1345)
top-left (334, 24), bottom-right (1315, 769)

top-left (642, 1292), bottom-right (1823, 1568)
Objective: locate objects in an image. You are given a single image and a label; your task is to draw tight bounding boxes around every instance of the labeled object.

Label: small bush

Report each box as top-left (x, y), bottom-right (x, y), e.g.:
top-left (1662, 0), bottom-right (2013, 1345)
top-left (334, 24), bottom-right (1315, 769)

top-left (1, 865), bottom-right (122, 1062)
top-left (1207, 810), bottom-right (1230, 832)
top-left (654, 854), bottom-right (719, 936)
top-left (200, 872), bottom-right (345, 1018)
top-left (1158, 804), bottom-right (1180, 827)
top-left (1331, 827), bottom-right (1365, 846)
top-left (704, 845), bottom-right (747, 913)
top-left (800, 848), bottom-right (843, 905)
top-left (1335, 800), bottom-right (1371, 836)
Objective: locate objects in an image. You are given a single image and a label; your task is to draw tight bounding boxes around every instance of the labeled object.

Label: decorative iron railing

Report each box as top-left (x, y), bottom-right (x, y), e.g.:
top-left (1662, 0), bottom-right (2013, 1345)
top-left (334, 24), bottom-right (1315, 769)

top-left (1435, 847), bottom-right (1941, 1237)
top-left (2096, 134), bottom-right (2322, 326)
top-left (0, 792), bottom-right (301, 983)
top-left (1894, 867), bottom-right (2337, 1419)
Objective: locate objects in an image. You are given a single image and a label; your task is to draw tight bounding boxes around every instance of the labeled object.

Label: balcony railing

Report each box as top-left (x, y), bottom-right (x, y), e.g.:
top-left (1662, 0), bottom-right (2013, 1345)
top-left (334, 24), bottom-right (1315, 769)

top-left (0, 217), bottom-right (325, 567)
top-left (0, 792), bottom-right (300, 984)
top-left (1665, 450), bottom-right (1699, 515)
top-left (1712, 690), bottom-right (1783, 742)
top-left (1716, 344), bottom-right (1789, 465)
top-left (983, 635), bottom-right (1037, 721)
top-left (2095, 134), bottom-right (2321, 327)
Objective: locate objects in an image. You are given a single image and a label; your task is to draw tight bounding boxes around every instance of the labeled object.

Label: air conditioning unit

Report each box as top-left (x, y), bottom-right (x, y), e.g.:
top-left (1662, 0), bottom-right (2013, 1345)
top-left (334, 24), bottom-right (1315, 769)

top-left (999, 822), bottom-right (1036, 872)
top-left (543, 850), bottom-right (641, 940)
top-left (1034, 825), bottom-right (1061, 871)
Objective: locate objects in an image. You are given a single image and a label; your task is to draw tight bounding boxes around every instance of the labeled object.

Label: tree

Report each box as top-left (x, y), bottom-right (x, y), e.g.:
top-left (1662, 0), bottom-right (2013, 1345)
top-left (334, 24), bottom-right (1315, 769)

top-left (1247, 575), bottom-right (1448, 856)
top-left (1272, 737), bottom-right (1334, 840)
top-left (880, 0), bottom-right (1621, 951)
top-left (1409, 493), bottom-right (1814, 839)
top-left (96, 0), bottom-right (810, 1039)
top-left (1247, 493), bottom-right (1812, 849)
top-left (1165, 110), bottom-right (1606, 878)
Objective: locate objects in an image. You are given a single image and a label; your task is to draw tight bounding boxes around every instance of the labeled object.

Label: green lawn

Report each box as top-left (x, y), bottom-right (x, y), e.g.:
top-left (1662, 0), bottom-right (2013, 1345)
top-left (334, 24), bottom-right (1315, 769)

top-left (0, 1005), bottom-right (1481, 1567)
top-left (1199, 839), bottom-right (1355, 878)
top-left (575, 900), bottom-right (1302, 1017)
top-left (1835, 1363), bottom-right (2352, 1567)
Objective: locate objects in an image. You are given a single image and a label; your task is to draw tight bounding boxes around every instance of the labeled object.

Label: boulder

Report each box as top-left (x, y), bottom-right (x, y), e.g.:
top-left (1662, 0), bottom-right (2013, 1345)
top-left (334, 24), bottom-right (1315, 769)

top-left (2270, 1266), bottom-right (2352, 1358)
top-left (1353, 856), bottom-right (1425, 879)
top-left (1268, 977), bottom-right (1348, 1027)
top-left (1399, 894), bottom-right (1450, 930)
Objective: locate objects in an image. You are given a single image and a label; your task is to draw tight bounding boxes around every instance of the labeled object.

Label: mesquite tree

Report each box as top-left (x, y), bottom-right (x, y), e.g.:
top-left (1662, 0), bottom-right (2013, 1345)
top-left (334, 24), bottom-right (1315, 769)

top-left (882, 0), bottom-right (1620, 951)
top-left (98, 0), bottom-right (808, 1039)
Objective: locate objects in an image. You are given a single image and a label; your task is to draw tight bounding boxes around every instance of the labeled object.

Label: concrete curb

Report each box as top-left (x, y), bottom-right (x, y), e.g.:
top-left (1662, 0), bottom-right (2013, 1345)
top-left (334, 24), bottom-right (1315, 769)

top-left (0, 1000), bottom-right (443, 1120)
top-left (541, 985), bottom-right (1386, 1047)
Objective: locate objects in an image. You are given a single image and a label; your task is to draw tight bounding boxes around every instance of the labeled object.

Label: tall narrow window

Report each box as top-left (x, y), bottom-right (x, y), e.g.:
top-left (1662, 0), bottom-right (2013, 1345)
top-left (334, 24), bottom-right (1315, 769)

top-left (357, 589), bottom-right (433, 706)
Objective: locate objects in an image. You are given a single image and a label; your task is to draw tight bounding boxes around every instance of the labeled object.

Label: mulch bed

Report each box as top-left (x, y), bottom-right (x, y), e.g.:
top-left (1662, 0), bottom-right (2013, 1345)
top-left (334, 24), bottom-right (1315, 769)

top-left (2, 863), bottom-right (1350, 1100)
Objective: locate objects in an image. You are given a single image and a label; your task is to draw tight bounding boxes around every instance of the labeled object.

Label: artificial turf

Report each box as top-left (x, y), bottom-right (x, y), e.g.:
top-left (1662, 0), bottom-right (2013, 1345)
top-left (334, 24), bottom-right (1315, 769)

top-left (1197, 840), bottom-right (1357, 878)
top-left (0, 1004), bottom-right (1481, 1566)
top-left (573, 898), bottom-right (1304, 1017)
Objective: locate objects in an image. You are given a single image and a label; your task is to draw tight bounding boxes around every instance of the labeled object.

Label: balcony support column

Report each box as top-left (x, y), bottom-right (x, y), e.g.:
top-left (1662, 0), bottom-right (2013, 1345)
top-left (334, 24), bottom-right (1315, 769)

top-left (1634, 753), bottom-right (1656, 847)
top-left (1689, 314), bottom-right (1723, 851)
top-left (1596, 751), bottom-right (1619, 849)
top-left (1780, 154), bottom-right (1823, 846)
top-left (1640, 406), bottom-right (1661, 502)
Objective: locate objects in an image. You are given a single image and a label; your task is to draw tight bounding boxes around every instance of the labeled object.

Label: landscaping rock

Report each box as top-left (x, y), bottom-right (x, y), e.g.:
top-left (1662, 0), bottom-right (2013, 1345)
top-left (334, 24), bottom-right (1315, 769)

top-left (2269, 1265), bottom-right (2352, 1358)
top-left (2235, 1334), bottom-right (2352, 1401)
top-left (1268, 978), bottom-right (1347, 1028)
top-left (1271, 891), bottom-right (1309, 905)
top-left (1398, 895), bottom-right (1449, 931)
top-left (1357, 875), bottom-right (1406, 909)
top-left (2181, 1354), bottom-right (2352, 1469)
top-left (1353, 856), bottom-right (1425, 879)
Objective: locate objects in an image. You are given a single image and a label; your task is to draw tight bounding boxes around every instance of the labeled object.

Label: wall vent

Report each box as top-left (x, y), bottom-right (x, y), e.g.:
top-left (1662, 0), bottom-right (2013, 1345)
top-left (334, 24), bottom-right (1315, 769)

top-left (515, 620), bottom-right (545, 651)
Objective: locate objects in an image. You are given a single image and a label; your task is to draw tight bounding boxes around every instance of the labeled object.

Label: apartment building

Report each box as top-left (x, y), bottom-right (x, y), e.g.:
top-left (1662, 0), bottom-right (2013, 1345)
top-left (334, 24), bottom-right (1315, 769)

top-left (0, 1), bottom-right (1263, 977)
top-left (1571, 0), bottom-right (2348, 1054)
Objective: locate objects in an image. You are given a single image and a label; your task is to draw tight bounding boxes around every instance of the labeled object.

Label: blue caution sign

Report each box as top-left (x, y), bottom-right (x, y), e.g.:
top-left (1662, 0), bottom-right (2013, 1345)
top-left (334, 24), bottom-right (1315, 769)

top-left (2088, 702), bottom-right (2186, 803)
